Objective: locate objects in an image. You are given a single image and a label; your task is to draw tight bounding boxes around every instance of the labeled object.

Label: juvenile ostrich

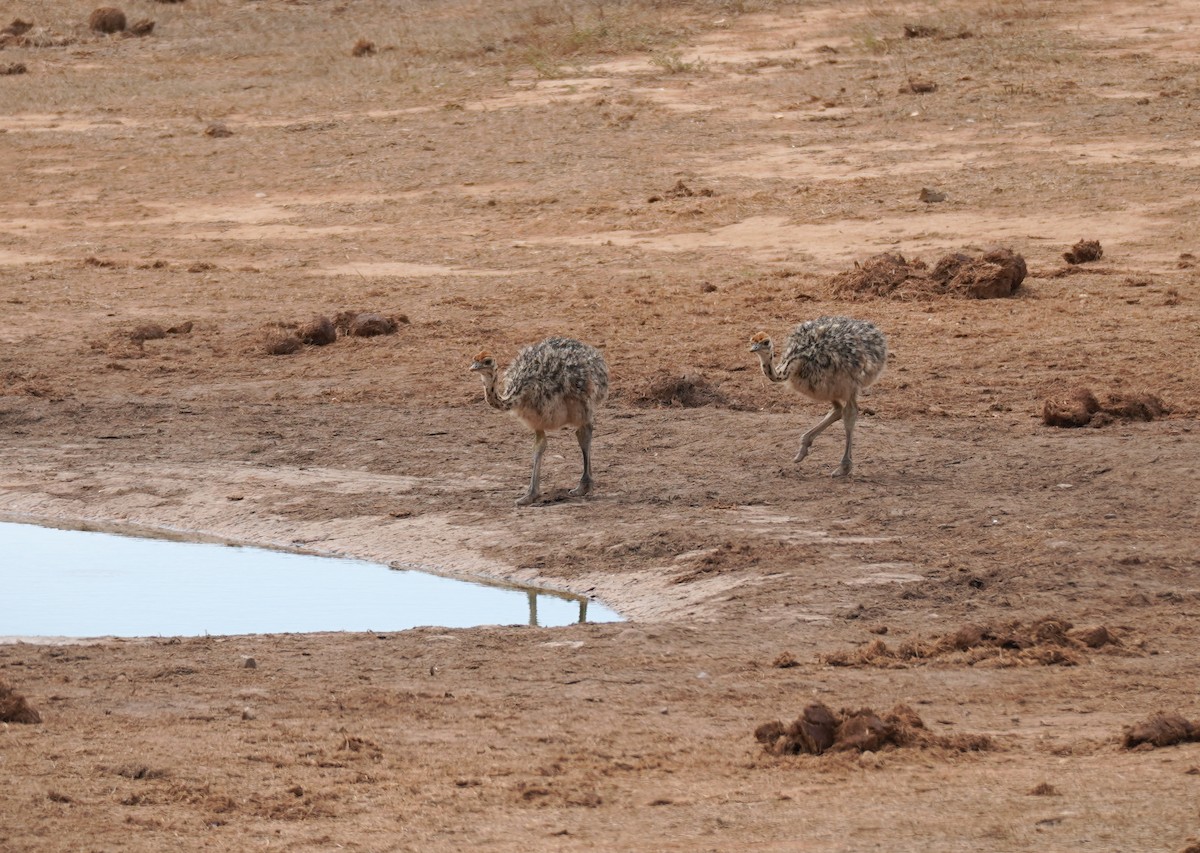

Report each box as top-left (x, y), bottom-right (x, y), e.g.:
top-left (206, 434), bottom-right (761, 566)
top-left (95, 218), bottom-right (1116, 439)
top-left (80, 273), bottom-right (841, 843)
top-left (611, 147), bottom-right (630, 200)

top-left (750, 317), bottom-right (887, 477)
top-left (471, 337), bottom-right (609, 506)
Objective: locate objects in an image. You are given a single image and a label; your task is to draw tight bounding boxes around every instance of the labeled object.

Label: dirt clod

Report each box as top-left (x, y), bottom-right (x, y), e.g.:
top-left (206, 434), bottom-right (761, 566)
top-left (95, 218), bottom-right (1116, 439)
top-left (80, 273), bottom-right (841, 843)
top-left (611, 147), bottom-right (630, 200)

top-left (299, 315), bottom-right (337, 346)
top-left (1122, 713), bottom-right (1200, 749)
top-left (204, 122), bottom-right (233, 138)
top-left (127, 18), bottom-right (154, 36)
top-left (1063, 239), bottom-right (1103, 265)
top-left (88, 7), bottom-right (126, 33)
top-left (351, 38), bottom-right (375, 57)
top-left (756, 702), bottom-right (989, 756)
top-left (0, 681), bottom-right (42, 724)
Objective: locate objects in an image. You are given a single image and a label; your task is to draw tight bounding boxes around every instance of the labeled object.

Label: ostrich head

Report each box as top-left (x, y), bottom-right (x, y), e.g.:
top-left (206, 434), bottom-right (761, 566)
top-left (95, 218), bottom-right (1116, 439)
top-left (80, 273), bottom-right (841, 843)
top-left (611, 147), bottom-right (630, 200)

top-left (749, 332), bottom-right (773, 355)
top-left (470, 351), bottom-right (497, 378)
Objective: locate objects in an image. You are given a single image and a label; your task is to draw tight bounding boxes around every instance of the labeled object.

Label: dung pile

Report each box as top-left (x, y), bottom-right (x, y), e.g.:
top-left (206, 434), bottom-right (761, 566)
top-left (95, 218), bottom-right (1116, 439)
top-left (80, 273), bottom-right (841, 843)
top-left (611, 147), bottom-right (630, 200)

top-left (1122, 713), bottom-right (1200, 749)
top-left (1043, 388), bottom-right (1168, 428)
top-left (334, 310), bottom-right (407, 337)
top-left (0, 680), bottom-right (42, 724)
top-left (260, 310), bottom-right (408, 355)
top-left (631, 371), bottom-right (731, 408)
top-left (830, 248), bottom-right (1026, 299)
top-left (821, 618), bottom-right (1120, 669)
top-left (755, 701), bottom-right (991, 756)
top-left (828, 252), bottom-right (924, 298)
top-left (1063, 239), bottom-right (1103, 265)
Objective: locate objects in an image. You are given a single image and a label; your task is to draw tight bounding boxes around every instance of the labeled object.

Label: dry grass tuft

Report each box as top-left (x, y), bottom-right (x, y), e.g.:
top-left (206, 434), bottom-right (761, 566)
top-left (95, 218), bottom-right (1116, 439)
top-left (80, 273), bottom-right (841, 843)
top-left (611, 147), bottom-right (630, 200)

top-left (351, 38), bottom-right (376, 57)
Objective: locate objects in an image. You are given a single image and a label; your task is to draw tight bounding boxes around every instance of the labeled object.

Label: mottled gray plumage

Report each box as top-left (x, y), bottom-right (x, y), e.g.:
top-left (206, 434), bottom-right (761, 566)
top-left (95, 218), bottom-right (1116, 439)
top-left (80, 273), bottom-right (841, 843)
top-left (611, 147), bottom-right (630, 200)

top-left (750, 317), bottom-right (887, 476)
top-left (471, 337), bottom-right (608, 506)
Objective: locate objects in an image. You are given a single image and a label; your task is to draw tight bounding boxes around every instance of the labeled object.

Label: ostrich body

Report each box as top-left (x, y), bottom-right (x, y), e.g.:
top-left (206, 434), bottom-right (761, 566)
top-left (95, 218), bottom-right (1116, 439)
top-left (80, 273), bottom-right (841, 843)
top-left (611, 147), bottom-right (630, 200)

top-left (471, 337), bottom-right (609, 506)
top-left (750, 317), bottom-right (887, 477)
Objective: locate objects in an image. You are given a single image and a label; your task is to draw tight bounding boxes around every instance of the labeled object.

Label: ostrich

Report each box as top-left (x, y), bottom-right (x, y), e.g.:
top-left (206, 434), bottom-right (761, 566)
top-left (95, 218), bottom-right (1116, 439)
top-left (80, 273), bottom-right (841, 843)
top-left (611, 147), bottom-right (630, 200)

top-left (750, 317), bottom-right (887, 477)
top-left (470, 337), bottom-right (609, 506)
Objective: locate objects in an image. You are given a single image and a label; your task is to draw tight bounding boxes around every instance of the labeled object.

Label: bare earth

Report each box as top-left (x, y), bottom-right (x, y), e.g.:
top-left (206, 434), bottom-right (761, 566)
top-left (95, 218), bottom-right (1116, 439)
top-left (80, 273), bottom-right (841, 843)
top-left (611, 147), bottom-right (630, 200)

top-left (2, 0), bottom-right (1199, 849)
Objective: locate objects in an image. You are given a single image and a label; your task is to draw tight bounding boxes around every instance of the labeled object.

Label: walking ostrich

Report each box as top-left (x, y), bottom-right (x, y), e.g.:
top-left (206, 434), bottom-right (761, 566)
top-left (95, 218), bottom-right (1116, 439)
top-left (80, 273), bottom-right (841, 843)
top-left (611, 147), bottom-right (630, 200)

top-left (471, 337), bottom-right (609, 506)
top-left (750, 317), bottom-right (887, 477)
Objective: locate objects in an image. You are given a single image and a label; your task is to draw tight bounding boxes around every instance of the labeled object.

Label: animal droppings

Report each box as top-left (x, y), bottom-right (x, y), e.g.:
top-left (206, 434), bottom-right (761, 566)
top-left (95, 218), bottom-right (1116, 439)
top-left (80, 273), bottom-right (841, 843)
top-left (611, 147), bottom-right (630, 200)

top-left (299, 315), bottom-right (337, 346)
top-left (263, 332), bottom-right (302, 356)
top-left (88, 7), bottom-right (126, 33)
top-left (830, 248), bottom-right (1025, 299)
top-left (755, 701), bottom-right (991, 756)
top-left (0, 681), bottom-right (42, 724)
top-left (820, 618), bottom-right (1122, 668)
top-left (632, 372), bottom-right (731, 409)
top-left (1043, 388), bottom-right (1167, 428)
top-left (1063, 239), bottom-right (1103, 265)
top-left (1122, 713), bottom-right (1200, 749)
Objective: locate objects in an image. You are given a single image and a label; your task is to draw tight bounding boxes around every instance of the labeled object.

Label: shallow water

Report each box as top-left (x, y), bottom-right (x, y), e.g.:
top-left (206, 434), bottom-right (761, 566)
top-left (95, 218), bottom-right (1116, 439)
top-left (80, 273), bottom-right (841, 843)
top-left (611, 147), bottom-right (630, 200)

top-left (0, 521), bottom-right (620, 638)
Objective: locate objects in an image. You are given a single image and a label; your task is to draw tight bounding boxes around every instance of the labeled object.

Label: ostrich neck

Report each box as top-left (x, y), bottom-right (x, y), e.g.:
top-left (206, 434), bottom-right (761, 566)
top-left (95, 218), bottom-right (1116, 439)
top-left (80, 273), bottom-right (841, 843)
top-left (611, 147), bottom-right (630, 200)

top-left (757, 351), bottom-right (786, 383)
top-left (480, 373), bottom-right (513, 411)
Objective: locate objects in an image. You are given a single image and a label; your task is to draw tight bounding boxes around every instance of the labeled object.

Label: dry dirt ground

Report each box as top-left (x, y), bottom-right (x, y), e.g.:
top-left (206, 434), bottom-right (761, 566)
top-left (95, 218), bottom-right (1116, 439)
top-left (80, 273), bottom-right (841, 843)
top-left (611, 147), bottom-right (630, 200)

top-left (2, 0), bottom-right (1200, 849)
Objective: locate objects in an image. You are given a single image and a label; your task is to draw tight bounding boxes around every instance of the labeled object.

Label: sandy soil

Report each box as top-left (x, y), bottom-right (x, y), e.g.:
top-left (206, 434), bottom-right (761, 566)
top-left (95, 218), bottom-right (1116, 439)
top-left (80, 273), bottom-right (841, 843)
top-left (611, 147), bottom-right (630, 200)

top-left (2, 0), bottom-right (1199, 849)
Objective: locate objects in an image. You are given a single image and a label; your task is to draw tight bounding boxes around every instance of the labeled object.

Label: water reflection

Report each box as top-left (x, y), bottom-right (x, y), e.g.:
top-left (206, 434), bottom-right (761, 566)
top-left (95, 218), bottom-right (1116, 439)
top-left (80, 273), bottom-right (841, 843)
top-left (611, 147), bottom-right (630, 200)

top-left (1, 521), bottom-right (621, 638)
